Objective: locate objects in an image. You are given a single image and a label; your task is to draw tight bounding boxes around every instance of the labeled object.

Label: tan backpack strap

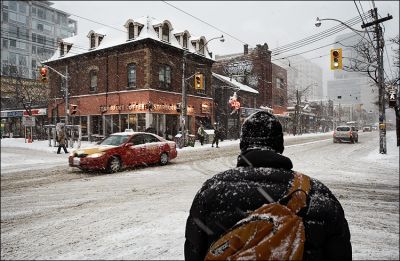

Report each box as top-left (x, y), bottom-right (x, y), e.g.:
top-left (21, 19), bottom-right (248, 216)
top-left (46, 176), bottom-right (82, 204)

top-left (285, 172), bottom-right (311, 214)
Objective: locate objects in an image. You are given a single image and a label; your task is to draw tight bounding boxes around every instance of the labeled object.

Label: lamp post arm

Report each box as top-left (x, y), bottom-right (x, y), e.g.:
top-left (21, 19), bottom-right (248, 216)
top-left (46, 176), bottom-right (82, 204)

top-left (317, 17), bottom-right (372, 33)
top-left (42, 64), bottom-right (68, 79)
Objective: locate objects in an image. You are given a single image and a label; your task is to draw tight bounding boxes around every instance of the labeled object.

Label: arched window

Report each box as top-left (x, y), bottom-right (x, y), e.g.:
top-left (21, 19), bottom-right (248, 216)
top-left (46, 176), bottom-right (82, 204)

top-left (127, 63), bottom-right (136, 89)
top-left (162, 23), bottom-right (169, 42)
top-left (89, 70), bottom-right (97, 92)
top-left (90, 33), bottom-right (95, 48)
top-left (199, 39), bottom-right (205, 55)
top-left (183, 33), bottom-right (188, 49)
top-left (128, 23), bottom-right (134, 40)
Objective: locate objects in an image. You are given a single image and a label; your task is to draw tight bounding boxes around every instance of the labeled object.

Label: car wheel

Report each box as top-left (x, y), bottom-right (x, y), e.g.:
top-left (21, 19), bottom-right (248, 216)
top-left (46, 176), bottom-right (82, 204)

top-left (107, 156), bottom-right (121, 173)
top-left (350, 138), bottom-right (355, 144)
top-left (160, 152), bottom-right (169, 166)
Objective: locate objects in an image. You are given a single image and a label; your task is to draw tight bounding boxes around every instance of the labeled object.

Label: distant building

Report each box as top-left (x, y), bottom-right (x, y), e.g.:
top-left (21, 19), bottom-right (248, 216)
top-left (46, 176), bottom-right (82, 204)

top-left (1, 0), bottom-right (77, 79)
top-left (213, 43), bottom-right (288, 115)
top-left (44, 16), bottom-right (215, 139)
top-left (275, 55), bottom-right (323, 103)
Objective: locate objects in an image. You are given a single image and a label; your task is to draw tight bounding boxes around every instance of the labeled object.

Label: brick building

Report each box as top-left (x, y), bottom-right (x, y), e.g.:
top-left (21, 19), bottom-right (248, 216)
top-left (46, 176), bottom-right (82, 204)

top-left (213, 43), bottom-right (288, 116)
top-left (44, 16), bottom-right (215, 140)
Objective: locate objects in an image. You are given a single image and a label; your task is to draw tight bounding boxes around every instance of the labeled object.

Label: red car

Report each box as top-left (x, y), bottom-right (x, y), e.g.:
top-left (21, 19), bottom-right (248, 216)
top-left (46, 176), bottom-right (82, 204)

top-left (69, 132), bottom-right (177, 173)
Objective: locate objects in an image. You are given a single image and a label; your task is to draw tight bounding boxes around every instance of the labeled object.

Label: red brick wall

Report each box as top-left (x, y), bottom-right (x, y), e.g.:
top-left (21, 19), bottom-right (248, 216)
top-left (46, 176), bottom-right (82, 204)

top-left (271, 63), bottom-right (288, 115)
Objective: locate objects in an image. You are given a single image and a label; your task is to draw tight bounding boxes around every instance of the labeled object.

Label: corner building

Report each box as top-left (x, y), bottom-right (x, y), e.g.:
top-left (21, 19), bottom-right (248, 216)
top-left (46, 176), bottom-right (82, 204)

top-left (44, 16), bottom-right (214, 140)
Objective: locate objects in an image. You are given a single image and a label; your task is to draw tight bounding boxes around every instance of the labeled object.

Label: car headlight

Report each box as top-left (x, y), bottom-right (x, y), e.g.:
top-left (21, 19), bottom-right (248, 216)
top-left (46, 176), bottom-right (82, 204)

top-left (87, 152), bottom-right (106, 158)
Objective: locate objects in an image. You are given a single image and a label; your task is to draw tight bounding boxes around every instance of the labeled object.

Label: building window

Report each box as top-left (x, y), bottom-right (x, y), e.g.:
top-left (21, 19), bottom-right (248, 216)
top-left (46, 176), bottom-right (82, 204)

top-left (159, 65), bottom-right (171, 89)
top-left (183, 33), bottom-right (188, 48)
top-left (90, 33), bottom-right (95, 48)
top-left (98, 35), bottom-right (103, 45)
top-left (138, 25), bottom-right (143, 35)
top-left (162, 23), bottom-right (169, 42)
top-left (127, 63), bottom-right (136, 89)
top-left (60, 42), bottom-right (64, 56)
top-left (175, 35), bottom-right (180, 44)
top-left (128, 23), bottom-right (134, 40)
top-left (199, 39), bottom-right (205, 55)
top-left (276, 78), bottom-right (284, 89)
top-left (89, 70), bottom-right (97, 92)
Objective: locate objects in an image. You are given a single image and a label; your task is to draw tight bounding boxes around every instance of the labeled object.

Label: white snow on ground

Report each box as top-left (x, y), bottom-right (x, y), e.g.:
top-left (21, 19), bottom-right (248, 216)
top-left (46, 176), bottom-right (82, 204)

top-left (1, 131), bottom-right (398, 259)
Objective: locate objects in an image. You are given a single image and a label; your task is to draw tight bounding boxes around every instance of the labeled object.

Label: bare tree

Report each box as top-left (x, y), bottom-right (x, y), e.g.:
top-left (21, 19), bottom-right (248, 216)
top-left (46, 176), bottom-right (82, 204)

top-left (1, 65), bottom-right (49, 116)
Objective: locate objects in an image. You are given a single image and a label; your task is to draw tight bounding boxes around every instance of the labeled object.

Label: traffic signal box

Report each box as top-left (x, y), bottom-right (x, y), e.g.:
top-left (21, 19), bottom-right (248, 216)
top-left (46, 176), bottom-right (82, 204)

top-left (40, 67), bottom-right (48, 82)
top-left (70, 104), bottom-right (78, 115)
top-left (194, 73), bottom-right (204, 90)
top-left (330, 48), bottom-right (343, 70)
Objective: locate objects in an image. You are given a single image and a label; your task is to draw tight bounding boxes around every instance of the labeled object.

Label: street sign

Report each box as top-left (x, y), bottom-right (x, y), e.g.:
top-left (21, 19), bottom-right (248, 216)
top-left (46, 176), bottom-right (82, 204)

top-left (22, 116), bottom-right (36, 127)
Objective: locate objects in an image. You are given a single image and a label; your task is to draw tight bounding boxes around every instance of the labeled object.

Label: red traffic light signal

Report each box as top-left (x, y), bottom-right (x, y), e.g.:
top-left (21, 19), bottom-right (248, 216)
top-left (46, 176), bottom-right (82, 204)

top-left (39, 67), bottom-right (48, 82)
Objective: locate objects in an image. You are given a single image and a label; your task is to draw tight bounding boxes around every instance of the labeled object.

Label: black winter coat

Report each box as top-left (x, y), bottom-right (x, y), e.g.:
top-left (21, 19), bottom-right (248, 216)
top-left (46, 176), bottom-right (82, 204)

top-left (184, 149), bottom-right (352, 261)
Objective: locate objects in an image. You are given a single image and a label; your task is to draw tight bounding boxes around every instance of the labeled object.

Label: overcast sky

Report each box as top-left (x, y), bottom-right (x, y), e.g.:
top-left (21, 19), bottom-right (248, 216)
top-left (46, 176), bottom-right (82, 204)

top-left (52, 1), bottom-right (399, 95)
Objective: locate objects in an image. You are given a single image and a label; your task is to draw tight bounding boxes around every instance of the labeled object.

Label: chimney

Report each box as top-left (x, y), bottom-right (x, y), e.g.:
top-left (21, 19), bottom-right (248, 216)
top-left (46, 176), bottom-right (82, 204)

top-left (244, 44), bottom-right (248, 55)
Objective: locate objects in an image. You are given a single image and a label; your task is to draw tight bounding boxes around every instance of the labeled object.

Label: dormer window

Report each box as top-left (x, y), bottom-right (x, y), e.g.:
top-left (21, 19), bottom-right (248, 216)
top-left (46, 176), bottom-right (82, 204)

top-left (90, 33), bottom-right (95, 49)
top-left (59, 41), bottom-right (72, 57)
top-left (183, 33), bottom-right (188, 48)
top-left (98, 35), bottom-right (104, 45)
top-left (128, 22), bottom-right (134, 40)
top-left (199, 39), bottom-right (205, 55)
top-left (124, 20), bottom-right (144, 41)
top-left (162, 23), bottom-right (169, 42)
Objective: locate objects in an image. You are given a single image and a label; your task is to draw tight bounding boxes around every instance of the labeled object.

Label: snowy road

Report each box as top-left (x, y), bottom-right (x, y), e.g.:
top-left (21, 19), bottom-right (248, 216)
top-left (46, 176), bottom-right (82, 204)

top-left (1, 131), bottom-right (398, 260)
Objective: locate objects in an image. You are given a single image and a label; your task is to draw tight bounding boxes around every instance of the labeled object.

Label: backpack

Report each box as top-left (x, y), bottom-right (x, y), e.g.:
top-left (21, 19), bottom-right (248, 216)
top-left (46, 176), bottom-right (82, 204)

top-left (205, 172), bottom-right (311, 261)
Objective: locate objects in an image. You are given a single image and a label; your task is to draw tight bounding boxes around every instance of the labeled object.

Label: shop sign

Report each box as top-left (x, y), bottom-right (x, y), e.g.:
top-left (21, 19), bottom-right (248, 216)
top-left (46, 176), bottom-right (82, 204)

top-left (22, 116), bottom-right (36, 127)
top-left (1, 111), bottom-right (23, 118)
top-left (100, 102), bottom-right (195, 113)
top-left (23, 108), bottom-right (47, 116)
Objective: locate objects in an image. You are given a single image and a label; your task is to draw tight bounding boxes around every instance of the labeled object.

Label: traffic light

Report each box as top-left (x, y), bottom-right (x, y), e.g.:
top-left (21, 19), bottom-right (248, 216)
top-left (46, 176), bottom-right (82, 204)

top-left (194, 73), bottom-right (204, 90)
top-left (176, 102), bottom-right (182, 113)
top-left (70, 104), bottom-right (78, 115)
top-left (330, 48), bottom-right (343, 70)
top-left (388, 91), bottom-right (397, 108)
top-left (40, 67), bottom-right (48, 82)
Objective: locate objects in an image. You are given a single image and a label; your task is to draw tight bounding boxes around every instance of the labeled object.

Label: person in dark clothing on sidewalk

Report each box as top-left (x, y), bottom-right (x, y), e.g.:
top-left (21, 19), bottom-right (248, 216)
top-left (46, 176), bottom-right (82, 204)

top-left (184, 111), bottom-right (352, 261)
top-left (57, 126), bottom-right (68, 154)
top-left (211, 123), bottom-right (220, 148)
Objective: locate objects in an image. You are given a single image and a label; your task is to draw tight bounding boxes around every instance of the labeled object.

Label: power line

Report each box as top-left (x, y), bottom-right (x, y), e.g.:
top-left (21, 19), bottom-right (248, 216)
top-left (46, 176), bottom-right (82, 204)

top-left (271, 13), bottom-right (372, 55)
top-left (354, 1), bottom-right (377, 54)
top-left (271, 33), bottom-right (361, 62)
top-left (162, 1), bottom-right (250, 46)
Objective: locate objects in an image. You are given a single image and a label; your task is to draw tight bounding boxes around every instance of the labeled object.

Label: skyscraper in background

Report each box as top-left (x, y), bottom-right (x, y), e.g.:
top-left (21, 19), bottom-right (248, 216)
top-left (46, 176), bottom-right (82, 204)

top-left (1, 0), bottom-right (77, 79)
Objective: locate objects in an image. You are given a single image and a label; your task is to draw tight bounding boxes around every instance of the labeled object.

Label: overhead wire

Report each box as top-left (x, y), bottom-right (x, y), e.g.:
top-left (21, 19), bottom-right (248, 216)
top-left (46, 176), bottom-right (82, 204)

top-left (271, 13), bottom-right (372, 55)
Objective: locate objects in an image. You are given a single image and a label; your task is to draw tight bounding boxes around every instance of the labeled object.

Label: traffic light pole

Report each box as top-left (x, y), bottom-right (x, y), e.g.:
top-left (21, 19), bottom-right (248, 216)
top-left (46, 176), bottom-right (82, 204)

top-left (65, 66), bottom-right (69, 125)
top-left (180, 53), bottom-right (187, 148)
top-left (362, 8), bottom-right (392, 154)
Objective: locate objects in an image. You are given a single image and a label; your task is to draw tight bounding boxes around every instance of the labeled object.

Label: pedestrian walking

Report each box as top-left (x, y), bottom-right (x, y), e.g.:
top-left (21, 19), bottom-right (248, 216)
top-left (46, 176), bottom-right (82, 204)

top-left (197, 124), bottom-right (206, 146)
top-left (57, 126), bottom-right (68, 154)
top-left (211, 123), bottom-right (220, 148)
top-left (184, 111), bottom-right (352, 260)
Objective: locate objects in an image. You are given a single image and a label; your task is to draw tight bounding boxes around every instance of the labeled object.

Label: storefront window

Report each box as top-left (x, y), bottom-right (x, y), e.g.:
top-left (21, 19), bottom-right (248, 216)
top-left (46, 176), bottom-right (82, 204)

top-left (105, 115), bottom-right (112, 136)
top-left (137, 113), bottom-right (145, 132)
top-left (112, 114), bottom-right (120, 133)
top-left (121, 114), bottom-right (128, 131)
top-left (80, 116), bottom-right (87, 137)
top-left (128, 114), bottom-right (137, 131)
top-left (91, 115), bottom-right (102, 135)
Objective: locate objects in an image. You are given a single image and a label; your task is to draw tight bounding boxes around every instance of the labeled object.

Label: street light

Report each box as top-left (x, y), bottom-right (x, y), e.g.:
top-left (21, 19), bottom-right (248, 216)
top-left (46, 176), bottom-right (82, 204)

top-left (180, 34), bottom-right (224, 148)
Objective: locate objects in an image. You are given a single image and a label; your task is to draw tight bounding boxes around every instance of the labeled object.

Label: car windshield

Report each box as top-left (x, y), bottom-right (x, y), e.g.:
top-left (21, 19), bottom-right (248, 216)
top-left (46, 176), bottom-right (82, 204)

top-left (99, 135), bottom-right (130, 146)
top-left (337, 127), bottom-right (350, 131)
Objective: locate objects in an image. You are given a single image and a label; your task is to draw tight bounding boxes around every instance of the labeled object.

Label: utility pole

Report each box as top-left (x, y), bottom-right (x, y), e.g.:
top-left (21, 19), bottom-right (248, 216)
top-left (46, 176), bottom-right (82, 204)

top-left (362, 8), bottom-right (392, 154)
top-left (65, 66), bottom-right (69, 125)
top-left (180, 53), bottom-right (187, 148)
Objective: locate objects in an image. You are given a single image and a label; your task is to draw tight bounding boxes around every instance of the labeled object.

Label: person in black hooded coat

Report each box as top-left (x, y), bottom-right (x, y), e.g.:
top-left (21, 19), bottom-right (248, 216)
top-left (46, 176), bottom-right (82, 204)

top-left (184, 111), bottom-right (352, 261)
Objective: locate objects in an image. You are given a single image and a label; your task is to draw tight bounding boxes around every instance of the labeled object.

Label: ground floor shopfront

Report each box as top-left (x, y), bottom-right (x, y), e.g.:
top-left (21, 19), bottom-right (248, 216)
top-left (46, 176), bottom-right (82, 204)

top-left (49, 89), bottom-right (213, 141)
top-left (1, 108), bottom-right (48, 139)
